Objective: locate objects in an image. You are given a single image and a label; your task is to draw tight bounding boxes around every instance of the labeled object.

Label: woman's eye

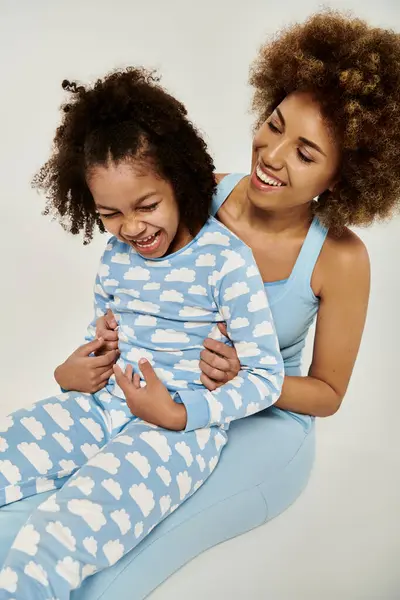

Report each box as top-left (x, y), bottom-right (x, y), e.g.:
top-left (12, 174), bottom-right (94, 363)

top-left (140, 203), bottom-right (159, 212)
top-left (268, 122), bottom-right (281, 133)
top-left (297, 150), bottom-right (313, 164)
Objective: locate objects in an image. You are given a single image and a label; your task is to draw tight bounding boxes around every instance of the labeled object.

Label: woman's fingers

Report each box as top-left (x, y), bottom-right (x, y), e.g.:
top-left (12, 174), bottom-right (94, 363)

top-left (200, 373), bottom-right (220, 391)
top-left (200, 349), bottom-right (230, 372)
top-left (199, 359), bottom-right (229, 382)
top-left (203, 337), bottom-right (237, 359)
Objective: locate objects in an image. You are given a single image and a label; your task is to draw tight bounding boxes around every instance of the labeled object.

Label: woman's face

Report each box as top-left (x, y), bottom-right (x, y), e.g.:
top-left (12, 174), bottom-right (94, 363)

top-left (249, 91), bottom-right (340, 213)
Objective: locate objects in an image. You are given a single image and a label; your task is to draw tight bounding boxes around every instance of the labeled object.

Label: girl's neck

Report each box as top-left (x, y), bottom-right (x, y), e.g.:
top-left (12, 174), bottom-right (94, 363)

top-left (166, 222), bottom-right (196, 255)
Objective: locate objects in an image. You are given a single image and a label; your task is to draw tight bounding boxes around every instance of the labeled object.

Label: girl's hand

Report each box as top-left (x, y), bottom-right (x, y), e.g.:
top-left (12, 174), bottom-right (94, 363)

top-left (200, 323), bottom-right (241, 391)
top-left (113, 360), bottom-right (187, 431)
top-left (55, 338), bottom-right (119, 393)
top-left (95, 309), bottom-right (119, 354)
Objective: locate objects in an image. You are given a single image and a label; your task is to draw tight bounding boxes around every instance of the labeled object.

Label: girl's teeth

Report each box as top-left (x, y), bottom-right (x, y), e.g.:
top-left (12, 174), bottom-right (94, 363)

top-left (135, 232), bottom-right (160, 248)
top-left (256, 165), bottom-right (283, 187)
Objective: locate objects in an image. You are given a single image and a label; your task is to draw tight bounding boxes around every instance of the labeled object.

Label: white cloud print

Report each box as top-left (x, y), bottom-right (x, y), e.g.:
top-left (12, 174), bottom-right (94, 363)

top-left (126, 347), bottom-right (154, 365)
top-left (126, 451), bottom-right (151, 478)
top-left (52, 432), bottom-right (73, 453)
top-left (103, 540), bottom-right (124, 566)
top-left (0, 566), bottom-right (18, 592)
top-left (80, 418), bottom-right (104, 442)
top-left (21, 416), bottom-right (45, 440)
top-left (128, 299), bottom-right (160, 314)
top-left (0, 415), bottom-right (13, 433)
top-left (179, 306), bottom-right (211, 318)
top-left (260, 355), bottom-right (278, 365)
top-left (67, 499), bottom-right (106, 532)
top-left (246, 265), bottom-right (259, 277)
top-left (111, 252), bottom-right (130, 264)
top-left (235, 341), bottom-right (261, 357)
top-left (144, 282), bottom-right (160, 290)
top-left (247, 290), bottom-right (268, 313)
top-left (165, 268), bottom-right (196, 283)
top-left (124, 266), bottom-right (150, 281)
top-left (129, 483), bottom-right (155, 517)
top-left (160, 289), bottom-right (184, 303)
top-left (43, 403), bottom-right (74, 431)
top-left (189, 285), bottom-right (207, 296)
top-left (175, 442), bottom-right (193, 467)
top-left (68, 475), bottom-right (95, 496)
top-left (140, 431), bottom-right (172, 462)
top-left (230, 317), bottom-right (249, 329)
top-left (24, 561), bottom-right (48, 587)
top-left (98, 263), bottom-right (110, 278)
top-left (174, 359), bottom-right (200, 373)
top-left (17, 442), bottom-right (53, 475)
top-left (101, 478), bottom-right (123, 500)
top-left (253, 321), bottom-right (274, 337)
top-left (56, 556), bottom-right (81, 590)
top-left (111, 509), bottom-right (131, 535)
top-left (196, 253), bottom-right (216, 267)
top-left (0, 460), bottom-right (21, 485)
top-left (46, 521), bottom-right (76, 552)
top-left (151, 329), bottom-right (190, 344)
top-left (88, 452), bottom-right (120, 474)
top-left (197, 231), bottom-right (230, 246)
top-left (223, 281), bottom-right (250, 302)
top-left (134, 315), bottom-right (157, 326)
top-left (177, 471), bottom-right (192, 500)
top-left (12, 524), bottom-right (40, 556)
top-left (156, 465), bottom-right (172, 486)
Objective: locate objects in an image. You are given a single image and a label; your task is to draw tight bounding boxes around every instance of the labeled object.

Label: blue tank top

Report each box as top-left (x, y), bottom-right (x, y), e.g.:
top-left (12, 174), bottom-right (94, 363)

top-left (211, 173), bottom-right (328, 376)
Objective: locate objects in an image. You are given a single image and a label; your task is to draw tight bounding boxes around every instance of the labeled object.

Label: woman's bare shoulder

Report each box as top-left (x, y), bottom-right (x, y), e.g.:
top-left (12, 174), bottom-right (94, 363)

top-left (315, 227), bottom-right (370, 295)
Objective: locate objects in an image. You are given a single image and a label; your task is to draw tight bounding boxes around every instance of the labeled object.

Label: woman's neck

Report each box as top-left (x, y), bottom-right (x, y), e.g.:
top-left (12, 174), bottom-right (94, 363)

top-left (241, 192), bottom-right (313, 237)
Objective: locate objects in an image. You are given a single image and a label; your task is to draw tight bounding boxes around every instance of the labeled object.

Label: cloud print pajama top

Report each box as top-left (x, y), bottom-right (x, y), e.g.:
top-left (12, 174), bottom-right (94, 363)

top-left (0, 216), bottom-right (283, 599)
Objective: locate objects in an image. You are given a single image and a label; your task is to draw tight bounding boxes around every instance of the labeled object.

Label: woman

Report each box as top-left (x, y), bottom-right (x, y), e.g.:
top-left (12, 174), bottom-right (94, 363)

top-left (1, 10), bottom-right (400, 599)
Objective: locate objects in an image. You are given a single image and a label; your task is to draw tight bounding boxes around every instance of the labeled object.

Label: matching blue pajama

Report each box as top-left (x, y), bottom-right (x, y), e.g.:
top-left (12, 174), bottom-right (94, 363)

top-left (0, 216), bottom-right (283, 598)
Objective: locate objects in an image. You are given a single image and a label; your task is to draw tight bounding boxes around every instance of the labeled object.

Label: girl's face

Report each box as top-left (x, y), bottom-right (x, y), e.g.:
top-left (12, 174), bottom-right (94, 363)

top-left (249, 91), bottom-right (340, 213)
top-left (87, 160), bottom-right (188, 258)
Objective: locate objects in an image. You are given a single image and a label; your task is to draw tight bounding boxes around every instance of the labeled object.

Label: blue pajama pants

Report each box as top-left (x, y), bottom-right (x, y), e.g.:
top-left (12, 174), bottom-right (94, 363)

top-left (0, 391), bottom-right (227, 599)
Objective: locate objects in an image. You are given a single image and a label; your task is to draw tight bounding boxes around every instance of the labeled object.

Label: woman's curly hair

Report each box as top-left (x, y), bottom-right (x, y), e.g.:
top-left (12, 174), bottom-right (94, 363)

top-left (33, 68), bottom-right (216, 243)
top-left (250, 10), bottom-right (400, 231)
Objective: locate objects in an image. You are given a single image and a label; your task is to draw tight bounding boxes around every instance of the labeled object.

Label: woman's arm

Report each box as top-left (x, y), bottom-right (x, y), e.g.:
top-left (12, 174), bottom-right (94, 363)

top-left (201, 231), bottom-right (370, 417)
top-left (277, 232), bottom-right (370, 416)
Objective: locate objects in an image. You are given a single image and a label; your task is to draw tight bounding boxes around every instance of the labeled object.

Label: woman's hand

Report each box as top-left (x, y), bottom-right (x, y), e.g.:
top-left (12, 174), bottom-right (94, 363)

top-left (95, 309), bottom-right (119, 354)
top-left (200, 323), bottom-right (241, 391)
top-left (113, 360), bottom-right (187, 431)
top-left (55, 339), bottom-right (119, 393)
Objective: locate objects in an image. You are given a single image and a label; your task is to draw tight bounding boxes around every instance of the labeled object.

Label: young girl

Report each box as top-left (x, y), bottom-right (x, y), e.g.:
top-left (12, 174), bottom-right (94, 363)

top-left (0, 68), bottom-right (283, 599)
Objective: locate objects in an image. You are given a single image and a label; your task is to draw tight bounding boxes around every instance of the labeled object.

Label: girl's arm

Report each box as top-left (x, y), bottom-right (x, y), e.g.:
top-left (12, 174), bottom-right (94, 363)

top-left (201, 232), bottom-right (370, 417)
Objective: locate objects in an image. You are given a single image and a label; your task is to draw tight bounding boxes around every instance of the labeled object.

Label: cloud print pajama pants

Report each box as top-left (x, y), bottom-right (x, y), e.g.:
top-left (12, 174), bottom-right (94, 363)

top-left (0, 390), bottom-right (227, 599)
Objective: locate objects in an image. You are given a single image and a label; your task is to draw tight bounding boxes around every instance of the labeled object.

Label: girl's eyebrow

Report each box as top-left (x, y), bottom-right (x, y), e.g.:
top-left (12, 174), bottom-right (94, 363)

top-left (96, 192), bottom-right (158, 211)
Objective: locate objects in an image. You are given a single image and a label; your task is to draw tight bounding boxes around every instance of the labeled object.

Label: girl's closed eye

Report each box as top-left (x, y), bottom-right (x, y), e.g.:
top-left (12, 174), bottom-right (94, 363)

top-left (139, 202), bottom-right (160, 212)
top-left (100, 212), bottom-right (120, 219)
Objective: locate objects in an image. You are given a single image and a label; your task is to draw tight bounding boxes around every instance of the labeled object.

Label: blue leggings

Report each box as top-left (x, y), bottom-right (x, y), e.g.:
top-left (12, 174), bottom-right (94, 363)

top-left (0, 392), bottom-right (227, 599)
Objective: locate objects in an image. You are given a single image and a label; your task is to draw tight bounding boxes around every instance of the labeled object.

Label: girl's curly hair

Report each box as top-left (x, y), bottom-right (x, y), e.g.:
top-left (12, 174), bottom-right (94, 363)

top-left (250, 10), bottom-right (400, 231)
top-left (33, 68), bottom-right (216, 243)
